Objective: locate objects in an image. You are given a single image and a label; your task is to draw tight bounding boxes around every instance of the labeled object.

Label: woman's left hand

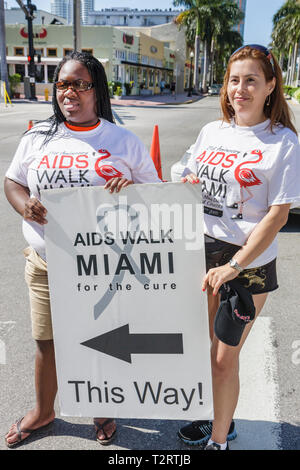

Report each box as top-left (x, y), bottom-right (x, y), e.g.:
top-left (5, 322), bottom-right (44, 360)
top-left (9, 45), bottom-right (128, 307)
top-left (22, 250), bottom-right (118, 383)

top-left (104, 177), bottom-right (133, 193)
top-left (202, 264), bottom-right (239, 296)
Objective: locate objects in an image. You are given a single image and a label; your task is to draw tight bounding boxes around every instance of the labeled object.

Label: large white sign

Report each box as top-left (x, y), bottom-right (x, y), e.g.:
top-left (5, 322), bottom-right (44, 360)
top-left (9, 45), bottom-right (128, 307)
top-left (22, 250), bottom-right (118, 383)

top-left (42, 182), bottom-right (213, 420)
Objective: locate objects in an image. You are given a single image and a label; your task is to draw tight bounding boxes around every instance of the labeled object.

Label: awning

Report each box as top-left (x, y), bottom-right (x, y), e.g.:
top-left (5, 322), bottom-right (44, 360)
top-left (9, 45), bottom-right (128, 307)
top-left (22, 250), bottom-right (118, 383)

top-left (121, 60), bottom-right (173, 72)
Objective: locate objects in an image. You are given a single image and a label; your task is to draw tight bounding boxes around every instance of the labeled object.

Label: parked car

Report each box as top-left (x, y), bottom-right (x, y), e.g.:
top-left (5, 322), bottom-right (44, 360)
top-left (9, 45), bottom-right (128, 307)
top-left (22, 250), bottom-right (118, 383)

top-left (208, 84), bottom-right (222, 95)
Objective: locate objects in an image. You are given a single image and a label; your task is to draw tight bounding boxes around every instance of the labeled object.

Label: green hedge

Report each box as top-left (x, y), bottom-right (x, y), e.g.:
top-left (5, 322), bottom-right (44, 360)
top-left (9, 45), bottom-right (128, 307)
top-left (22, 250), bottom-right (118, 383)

top-left (107, 81), bottom-right (122, 97)
top-left (293, 88), bottom-right (300, 103)
top-left (283, 85), bottom-right (298, 96)
top-left (283, 86), bottom-right (300, 103)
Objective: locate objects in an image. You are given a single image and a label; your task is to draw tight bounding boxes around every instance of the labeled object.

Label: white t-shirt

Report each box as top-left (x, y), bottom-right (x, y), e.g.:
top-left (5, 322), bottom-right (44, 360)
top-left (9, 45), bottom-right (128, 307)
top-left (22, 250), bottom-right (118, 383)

top-left (6, 119), bottom-right (161, 260)
top-left (184, 119), bottom-right (300, 268)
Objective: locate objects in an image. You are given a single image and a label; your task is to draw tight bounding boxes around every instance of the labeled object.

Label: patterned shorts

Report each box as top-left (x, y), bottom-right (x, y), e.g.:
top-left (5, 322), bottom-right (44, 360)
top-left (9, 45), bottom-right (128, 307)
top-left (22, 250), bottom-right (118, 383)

top-left (204, 235), bottom-right (278, 295)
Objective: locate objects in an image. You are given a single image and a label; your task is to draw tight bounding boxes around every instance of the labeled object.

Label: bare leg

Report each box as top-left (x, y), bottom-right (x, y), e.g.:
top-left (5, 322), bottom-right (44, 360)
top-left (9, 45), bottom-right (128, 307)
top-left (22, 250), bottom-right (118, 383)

top-left (5, 339), bottom-right (57, 445)
top-left (208, 292), bottom-right (268, 444)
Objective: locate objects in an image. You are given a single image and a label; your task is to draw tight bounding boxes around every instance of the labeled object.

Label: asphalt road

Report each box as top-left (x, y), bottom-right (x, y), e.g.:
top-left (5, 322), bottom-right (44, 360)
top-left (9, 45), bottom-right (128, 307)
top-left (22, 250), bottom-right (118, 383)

top-left (0, 96), bottom-right (299, 452)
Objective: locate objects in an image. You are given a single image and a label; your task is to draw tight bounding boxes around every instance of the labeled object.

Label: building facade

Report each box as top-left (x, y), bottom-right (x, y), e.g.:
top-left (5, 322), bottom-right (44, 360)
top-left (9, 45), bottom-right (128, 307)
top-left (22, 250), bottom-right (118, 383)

top-left (87, 7), bottom-right (181, 27)
top-left (81, 0), bottom-right (94, 25)
top-left (234, 0), bottom-right (247, 40)
top-left (50, 0), bottom-right (93, 24)
top-left (4, 7), bottom-right (67, 25)
top-left (50, 0), bottom-right (70, 22)
top-left (5, 23), bottom-right (177, 96)
top-left (118, 22), bottom-right (186, 94)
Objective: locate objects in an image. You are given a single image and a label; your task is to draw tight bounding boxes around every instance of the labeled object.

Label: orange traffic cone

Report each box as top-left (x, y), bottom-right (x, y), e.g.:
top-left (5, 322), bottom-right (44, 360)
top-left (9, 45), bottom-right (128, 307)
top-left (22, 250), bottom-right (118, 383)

top-left (28, 120), bottom-right (33, 130)
top-left (150, 125), bottom-right (163, 180)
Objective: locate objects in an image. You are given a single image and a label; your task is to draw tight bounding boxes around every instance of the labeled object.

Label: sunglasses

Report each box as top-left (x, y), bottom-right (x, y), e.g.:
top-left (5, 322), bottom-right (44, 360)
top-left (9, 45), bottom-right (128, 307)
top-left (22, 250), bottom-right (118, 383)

top-left (231, 44), bottom-right (275, 75)
top-left (55, 79), bottom-right (94, 92)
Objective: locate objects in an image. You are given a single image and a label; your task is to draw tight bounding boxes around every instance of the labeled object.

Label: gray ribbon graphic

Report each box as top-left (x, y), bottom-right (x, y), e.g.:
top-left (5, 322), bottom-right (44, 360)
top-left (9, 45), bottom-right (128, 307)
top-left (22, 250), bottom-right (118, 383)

top-left (94, 203), bottom-right (150, 319)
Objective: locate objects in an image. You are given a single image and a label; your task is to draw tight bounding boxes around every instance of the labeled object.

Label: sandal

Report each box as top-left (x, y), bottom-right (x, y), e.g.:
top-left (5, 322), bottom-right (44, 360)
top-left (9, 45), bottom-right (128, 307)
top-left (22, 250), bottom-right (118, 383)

top-left (5, 417), bottom-right (54, 449)
top-left (94, 418), bottom-right (117, 446)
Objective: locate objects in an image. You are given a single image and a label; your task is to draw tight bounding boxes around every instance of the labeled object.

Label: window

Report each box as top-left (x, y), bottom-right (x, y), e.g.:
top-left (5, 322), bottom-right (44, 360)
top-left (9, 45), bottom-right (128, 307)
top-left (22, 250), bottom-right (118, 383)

top-left (35, 64), bottom-right (44, 83)
top-left (115, 50), bottom-right (126, 60)
top-left (128, 52), bottom-right (138, 63)
top-left (129, 66), bottom-right (136, 84)
top-left (14, 47), bottom-right (24, 56)
top-left (142, 69), bottom-right (148, 87)
top-left (82, 49), bottom-right (93, 55)
top-left (48, 65), bottom-right (57, 83)
top-left (149, 70), bottom-right (154, 87)
top-left (63, 49), bottom-right (73, 57)
top-left (47, 48), bottom-right (57, 57)
top-left (15, 64), bottom-right (25, 80)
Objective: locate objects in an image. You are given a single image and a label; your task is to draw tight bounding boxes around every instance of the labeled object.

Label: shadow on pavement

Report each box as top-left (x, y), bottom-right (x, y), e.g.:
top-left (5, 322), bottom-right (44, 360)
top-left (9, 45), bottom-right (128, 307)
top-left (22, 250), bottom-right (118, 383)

top-left (3, 417), bottom-right (290, 450)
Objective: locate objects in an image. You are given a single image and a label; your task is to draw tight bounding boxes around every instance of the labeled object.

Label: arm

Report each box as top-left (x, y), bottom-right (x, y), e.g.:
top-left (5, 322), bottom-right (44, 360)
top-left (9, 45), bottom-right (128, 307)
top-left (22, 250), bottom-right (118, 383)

top-left (4, 177), bottom-right (47, 225)
top-left (203, 203), bottom-right (290, 295)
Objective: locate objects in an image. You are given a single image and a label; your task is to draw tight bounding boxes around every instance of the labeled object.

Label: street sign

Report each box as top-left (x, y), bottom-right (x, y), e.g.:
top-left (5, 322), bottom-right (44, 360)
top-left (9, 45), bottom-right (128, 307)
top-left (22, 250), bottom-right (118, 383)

top-left (42, 182), bottom-right (213, 419)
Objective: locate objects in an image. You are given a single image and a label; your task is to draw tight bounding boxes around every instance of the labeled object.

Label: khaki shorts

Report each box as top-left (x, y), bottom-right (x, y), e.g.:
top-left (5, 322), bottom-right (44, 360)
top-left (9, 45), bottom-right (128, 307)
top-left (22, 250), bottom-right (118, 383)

top-left (24, 246), bottom-right (53, 340)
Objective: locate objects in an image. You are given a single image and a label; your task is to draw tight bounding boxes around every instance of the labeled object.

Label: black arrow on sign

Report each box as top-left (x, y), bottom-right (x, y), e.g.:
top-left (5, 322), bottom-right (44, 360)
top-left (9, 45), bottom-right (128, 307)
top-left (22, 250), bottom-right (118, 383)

top-left (80, 324), bottom-right (183, 364)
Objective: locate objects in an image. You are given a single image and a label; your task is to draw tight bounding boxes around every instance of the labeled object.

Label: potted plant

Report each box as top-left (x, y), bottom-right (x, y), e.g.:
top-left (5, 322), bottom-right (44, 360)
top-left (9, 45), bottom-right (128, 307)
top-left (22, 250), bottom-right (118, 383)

top-left (8, 73), bottom-right (21, 98)
top-left (124, 81), bottom-right (134, 96)
top-left (113, 86), bottom-right (123, 100)
top-left (108, 81), bottom-right (114, 98)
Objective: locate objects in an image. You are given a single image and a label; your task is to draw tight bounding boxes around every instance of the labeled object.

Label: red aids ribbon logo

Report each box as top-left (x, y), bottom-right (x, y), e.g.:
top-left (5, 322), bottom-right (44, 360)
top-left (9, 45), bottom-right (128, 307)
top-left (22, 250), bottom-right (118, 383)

top-left (20, 27), bottom-right (47, 38)
top-left (95, 149), bottom-right (123, 182)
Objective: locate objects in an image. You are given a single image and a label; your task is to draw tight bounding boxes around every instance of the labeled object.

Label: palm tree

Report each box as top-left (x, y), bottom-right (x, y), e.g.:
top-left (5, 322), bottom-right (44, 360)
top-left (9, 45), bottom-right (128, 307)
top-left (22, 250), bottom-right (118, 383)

top-left (173, 0), bottom-right (243, 92)
top-left (213, 29), bottom-right (243, 83)
top-left (174, 1), bottom-right (204, 93)
top-left (272, 0), bottom-right (300, 86)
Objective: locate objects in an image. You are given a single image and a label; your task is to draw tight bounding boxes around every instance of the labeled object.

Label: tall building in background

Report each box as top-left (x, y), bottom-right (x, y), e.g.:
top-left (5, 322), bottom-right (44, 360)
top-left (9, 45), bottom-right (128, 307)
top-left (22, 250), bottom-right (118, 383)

top-left (51, 0), bottom-right (69, 21)
top-left (51, 0), bottom-right (94, 25)
top-left (81, 0), bottom-right (94, 25)
top-left (234, 0), bottom-right (247, 40)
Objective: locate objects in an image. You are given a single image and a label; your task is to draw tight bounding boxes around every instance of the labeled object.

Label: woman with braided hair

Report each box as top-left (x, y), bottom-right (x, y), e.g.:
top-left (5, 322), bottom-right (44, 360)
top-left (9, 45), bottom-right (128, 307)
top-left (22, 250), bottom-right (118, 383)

top-left (4, 52), bottom-right (160, 448)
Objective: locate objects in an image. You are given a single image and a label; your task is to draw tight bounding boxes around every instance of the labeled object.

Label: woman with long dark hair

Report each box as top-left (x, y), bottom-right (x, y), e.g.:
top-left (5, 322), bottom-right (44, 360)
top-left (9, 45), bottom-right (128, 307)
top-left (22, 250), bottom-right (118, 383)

top-left (177, 45), bottom-right (300, 450)
top-left (4, 52), bottom-right (160, 448)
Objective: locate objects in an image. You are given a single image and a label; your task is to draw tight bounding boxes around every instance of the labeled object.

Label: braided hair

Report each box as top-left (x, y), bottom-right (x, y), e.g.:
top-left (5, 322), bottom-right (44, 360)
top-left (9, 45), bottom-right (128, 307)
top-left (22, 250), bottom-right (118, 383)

top-left (29, 51), bottom-right (114, 144)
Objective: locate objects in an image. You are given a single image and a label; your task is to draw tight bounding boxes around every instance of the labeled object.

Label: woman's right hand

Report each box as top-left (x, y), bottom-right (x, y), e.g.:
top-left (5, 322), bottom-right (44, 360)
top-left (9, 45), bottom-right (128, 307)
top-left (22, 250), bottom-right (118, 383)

top-left (181, 172), bottom-right (200, 184)
top-left (24, 197), bottom-right (48, 225)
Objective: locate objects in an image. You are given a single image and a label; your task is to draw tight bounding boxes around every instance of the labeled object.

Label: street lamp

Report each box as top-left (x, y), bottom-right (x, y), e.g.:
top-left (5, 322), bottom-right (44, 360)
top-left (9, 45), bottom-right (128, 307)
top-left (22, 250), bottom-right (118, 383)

top-left (16, 0), bottom-right (37, 100)
top-left (187, 51), bottom-right (194, 97)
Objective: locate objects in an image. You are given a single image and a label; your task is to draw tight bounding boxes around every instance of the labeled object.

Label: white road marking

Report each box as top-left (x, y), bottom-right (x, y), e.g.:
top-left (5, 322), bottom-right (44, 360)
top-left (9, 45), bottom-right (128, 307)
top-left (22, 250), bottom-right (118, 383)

top-left (232, 317), bottom-right (280, 450)
top-left (0, 321), bottom-right (16, 365)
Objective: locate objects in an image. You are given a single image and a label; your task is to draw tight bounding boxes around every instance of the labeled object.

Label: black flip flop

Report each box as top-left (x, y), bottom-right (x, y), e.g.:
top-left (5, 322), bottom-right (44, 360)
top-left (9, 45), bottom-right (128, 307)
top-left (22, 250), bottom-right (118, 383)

top-left (94, 418), bottom-right (117, 446)
top-left (5, 417), bottom-right (54, 448)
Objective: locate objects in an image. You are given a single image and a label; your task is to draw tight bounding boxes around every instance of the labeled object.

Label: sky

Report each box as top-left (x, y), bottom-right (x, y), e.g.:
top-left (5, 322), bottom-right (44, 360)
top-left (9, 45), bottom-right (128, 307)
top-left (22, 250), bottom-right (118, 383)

top-left (5, 0), bottom-right (286, 48)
